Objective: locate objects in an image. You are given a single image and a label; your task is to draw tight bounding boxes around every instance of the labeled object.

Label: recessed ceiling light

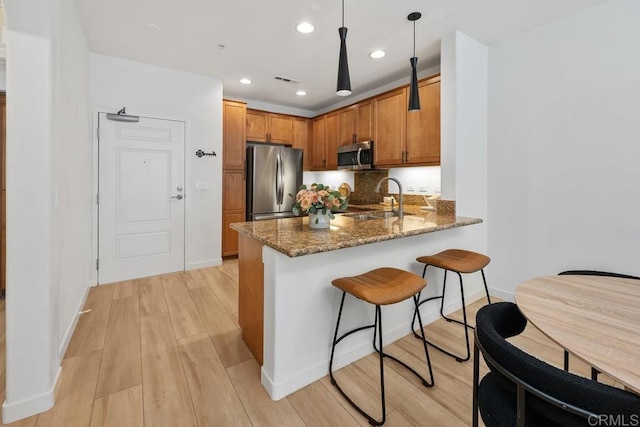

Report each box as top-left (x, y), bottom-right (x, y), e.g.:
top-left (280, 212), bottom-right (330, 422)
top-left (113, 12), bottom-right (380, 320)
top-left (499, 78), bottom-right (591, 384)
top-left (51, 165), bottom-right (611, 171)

top-left (240, 78), bottom-right (252, 85)
top-left (296, 90), bottom-right (307, 96)
top-left (296, 22), bottom-right (315, 34)
top-left (369, 50), bottom-right (386, 59)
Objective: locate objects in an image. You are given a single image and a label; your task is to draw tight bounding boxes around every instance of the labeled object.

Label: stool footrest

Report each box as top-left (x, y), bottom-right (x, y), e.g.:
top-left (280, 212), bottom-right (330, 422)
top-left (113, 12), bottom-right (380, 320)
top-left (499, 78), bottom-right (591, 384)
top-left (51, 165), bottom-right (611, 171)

top-left (412, 331), bottom-right (470, 362)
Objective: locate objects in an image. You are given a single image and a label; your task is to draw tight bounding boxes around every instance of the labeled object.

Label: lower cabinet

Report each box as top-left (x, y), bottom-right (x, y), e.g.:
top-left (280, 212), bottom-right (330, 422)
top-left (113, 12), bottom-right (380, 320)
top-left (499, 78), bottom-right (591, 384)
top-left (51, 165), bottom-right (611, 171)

top-left (222, 170), bottom-right (245, 256)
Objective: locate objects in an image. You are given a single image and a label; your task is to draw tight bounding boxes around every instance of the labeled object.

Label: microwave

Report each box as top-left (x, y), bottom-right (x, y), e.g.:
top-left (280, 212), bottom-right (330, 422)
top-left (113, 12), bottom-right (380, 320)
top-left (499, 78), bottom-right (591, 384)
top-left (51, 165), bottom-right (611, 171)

top-left (337, 141), bottom-right (374, 170)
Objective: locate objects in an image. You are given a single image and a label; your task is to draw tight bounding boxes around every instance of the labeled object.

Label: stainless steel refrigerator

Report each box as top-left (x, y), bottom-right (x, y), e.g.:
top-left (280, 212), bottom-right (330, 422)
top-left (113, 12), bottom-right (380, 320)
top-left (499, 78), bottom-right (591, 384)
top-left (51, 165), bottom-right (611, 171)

top-left (246, 144), bottom-right (303, 221)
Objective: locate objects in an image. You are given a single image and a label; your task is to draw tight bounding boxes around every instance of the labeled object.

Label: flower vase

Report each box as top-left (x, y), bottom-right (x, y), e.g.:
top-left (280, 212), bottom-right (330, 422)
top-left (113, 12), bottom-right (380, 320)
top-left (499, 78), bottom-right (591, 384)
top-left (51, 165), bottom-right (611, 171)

top-left (308, 211), bottom-right (331, 229)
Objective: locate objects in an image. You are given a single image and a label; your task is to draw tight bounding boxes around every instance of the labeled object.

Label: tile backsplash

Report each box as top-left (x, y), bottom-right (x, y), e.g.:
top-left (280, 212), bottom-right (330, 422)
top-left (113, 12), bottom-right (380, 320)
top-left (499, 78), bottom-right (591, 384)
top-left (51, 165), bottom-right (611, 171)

top-left (349, 171), bottom-right (389, 204)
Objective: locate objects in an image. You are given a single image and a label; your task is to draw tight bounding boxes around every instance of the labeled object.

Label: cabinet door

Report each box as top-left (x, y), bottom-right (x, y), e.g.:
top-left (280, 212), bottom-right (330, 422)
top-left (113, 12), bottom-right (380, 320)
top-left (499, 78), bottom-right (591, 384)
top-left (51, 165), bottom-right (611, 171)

top-left (223, 100), bottom-right (247, 170)
top-left (325, 112), bottom-right (339, 170)
top-left (406, 77), bottom-right (441, 165)
top-left (374, 88), bottom-right (406, 166)
top-left (222, 170), bottom-right (245, 256)
top-left (246, 110), bottom-right (268, 142)
top-left (292, 117), bottom-right (312, 171)
top-left (222, 212), bottom-right (244, 256)
top-left (311, 116), bottom-right (326, 170)
top-left (268, 114), bottom-right (293, 144)
top-left (355, 100), bottom-right (373, 141)
top-left (339, 106), bottom-right (356, 145)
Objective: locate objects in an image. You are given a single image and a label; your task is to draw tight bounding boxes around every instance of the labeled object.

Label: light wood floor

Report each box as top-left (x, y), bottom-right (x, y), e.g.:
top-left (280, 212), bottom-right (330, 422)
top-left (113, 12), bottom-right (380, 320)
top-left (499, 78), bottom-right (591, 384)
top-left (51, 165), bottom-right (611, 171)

top-left (0, 260), bottom-right (622, 426)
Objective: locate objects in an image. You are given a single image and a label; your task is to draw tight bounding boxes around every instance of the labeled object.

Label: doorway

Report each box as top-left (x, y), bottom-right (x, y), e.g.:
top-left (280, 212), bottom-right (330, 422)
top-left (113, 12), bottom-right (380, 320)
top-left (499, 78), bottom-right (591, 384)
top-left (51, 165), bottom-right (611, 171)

top-left (97, 113), bottom-right (186, 284)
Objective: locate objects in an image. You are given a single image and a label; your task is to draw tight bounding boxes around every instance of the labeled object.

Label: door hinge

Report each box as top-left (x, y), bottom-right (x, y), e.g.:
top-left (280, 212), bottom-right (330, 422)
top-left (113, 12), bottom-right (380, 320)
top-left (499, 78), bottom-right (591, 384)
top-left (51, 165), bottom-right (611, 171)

top-left (96, 193), bottom-right (99, 204)
top-left (96, 259), bottom-right (99, 270)
top-left (97, 127), bottom-right (100, 140)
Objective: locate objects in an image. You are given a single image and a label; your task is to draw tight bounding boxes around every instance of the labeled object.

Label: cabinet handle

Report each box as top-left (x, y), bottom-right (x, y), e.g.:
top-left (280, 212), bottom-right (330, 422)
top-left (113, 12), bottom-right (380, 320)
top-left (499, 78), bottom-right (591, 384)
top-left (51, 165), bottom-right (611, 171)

top-left (401, 151), bottom-right (405, 163)
top-left (405, 150), bottom-right (409, 163)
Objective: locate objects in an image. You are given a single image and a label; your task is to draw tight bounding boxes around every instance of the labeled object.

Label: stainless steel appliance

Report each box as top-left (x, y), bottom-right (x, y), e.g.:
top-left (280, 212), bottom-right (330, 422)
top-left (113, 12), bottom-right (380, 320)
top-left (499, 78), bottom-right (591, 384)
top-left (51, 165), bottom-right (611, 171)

top-left (246, 144), bottom-right (303, 221)
top-left (337, 141), bottom-right (374, 170)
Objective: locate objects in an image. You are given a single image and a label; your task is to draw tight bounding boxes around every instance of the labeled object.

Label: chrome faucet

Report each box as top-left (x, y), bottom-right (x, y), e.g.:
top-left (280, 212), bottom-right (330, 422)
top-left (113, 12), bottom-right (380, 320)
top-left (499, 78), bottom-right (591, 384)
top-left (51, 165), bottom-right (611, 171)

top-left (375, 177), bottom-right (404, 219)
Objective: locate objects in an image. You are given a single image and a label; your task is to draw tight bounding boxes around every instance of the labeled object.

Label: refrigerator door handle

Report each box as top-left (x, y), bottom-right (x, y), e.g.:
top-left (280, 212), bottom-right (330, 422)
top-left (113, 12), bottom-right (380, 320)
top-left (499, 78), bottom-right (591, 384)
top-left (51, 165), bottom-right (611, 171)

top-left (276, 152), bottom-right (284, 205)
top-left (279, 154), bottom-right (284, 204)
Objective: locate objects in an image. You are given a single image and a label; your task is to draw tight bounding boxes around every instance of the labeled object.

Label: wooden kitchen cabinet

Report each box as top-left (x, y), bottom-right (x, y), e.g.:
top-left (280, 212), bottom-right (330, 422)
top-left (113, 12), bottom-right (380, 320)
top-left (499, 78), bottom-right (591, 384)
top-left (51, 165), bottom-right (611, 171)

top-left (311, 115), bottom-right (326, 170)
top-left (311, 113), bottom-right (338, 170)
top-left (373, 88), bottom-right (407, 166)
top-left (222, 170), bottom-right (245, 256)
top-left (372, 75), bottom-right (441, 167)
top-left (406, 75), bottom-right (441, 165)
top-left (223, 100), bottom-right (247, 170)
top-left (222, 99), bottom-right (247, 257)
top-left (246, 109), bottom-right (293, 144)
top-left (324, 112), bottom-right (339, 170)
top-left (292, 117), bottom-right (312, 171)
top-left (339, 100), bottom-right (373, 145)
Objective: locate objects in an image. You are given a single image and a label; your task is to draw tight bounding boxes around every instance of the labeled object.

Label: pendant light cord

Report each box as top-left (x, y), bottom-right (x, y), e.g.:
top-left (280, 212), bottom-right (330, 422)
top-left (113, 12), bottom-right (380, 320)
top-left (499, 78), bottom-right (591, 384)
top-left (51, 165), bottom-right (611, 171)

top-left (342, 0), bottom-right (345, 27)
top-left (413, 20), bottom-right (416, 57)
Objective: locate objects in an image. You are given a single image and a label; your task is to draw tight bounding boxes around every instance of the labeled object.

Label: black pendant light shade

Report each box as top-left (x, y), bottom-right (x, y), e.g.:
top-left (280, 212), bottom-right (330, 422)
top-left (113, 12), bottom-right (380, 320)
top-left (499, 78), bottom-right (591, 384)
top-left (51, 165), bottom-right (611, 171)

top-left (409, 56), bottom-right (420, 111)
top-left (408, 12), bottom-right (421, 111)
top-left (336, 0), bottom-right (351, 96)
top-left (337, 27), bottom-right (351, 96)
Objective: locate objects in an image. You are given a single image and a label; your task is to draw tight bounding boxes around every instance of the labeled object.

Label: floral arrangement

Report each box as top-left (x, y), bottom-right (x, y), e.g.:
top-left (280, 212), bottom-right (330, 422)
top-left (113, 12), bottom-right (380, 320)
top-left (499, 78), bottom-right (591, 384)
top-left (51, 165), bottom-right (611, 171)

top-left (291, 183), bottom-right (349, 222)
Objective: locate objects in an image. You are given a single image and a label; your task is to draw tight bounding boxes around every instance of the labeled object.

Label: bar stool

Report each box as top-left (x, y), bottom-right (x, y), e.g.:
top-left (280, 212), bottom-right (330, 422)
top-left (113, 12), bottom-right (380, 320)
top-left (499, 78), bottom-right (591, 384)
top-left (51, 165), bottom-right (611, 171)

top-left (411, 249), bottom-right (491, 362)
top-left (329, 267), bottom-right (435, 426)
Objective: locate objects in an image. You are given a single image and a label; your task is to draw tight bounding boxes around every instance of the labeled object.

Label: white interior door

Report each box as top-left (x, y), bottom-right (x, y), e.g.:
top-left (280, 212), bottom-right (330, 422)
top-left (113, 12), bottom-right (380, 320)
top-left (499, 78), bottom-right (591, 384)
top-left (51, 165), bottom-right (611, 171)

top-left (98, 113), bottom-right (185, 284)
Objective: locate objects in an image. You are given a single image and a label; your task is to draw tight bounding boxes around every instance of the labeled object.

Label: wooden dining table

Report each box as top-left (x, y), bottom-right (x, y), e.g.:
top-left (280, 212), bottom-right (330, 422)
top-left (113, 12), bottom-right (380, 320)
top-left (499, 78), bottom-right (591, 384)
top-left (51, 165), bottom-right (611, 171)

top-left (515, 275), bottom-right (640, 393)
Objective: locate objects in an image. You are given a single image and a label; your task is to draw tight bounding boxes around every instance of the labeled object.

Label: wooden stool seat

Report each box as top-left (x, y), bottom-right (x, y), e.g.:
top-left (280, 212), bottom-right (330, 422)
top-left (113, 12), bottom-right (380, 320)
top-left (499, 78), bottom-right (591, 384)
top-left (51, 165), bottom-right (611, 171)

top-left (416, 249), bottom-right (490, 274)
top-left (332, 267), bottom-right (426, 305)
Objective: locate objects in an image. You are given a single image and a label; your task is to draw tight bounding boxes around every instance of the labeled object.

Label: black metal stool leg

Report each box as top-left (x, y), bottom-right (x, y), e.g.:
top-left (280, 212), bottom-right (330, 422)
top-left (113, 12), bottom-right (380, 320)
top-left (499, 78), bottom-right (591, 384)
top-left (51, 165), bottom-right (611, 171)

top-left (415, 270), bottom-right (472, 362)
top-left (374, 305), bottom-right (386, 426)
top-left (481, 269), bottom-right (491, 304)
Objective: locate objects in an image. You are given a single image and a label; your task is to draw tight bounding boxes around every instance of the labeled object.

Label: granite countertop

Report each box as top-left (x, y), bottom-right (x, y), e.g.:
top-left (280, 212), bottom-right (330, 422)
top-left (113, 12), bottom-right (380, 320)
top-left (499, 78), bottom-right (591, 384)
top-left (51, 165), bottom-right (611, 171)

top-left (230, 205), bottom-right (482, 258)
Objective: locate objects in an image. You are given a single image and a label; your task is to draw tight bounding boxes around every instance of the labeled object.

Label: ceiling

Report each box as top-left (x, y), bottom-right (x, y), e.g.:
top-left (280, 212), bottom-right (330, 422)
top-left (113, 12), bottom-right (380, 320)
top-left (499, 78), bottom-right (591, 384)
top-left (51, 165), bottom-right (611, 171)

top-left (75, 0), bottom-right (606, 112)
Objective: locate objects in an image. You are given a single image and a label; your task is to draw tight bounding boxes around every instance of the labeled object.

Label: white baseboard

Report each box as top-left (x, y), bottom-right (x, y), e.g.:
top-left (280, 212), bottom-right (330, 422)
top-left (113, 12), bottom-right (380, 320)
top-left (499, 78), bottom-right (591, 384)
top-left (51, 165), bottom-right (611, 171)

top-left (186, 258), bottom-right (222, 270)
top-left (2, 366), bottom-right (61, 424)
top-left (58, 284), bottom-right (92, 360)
top-left (260, 290), bottom-right (487, 401)
top-left (487, 287), bottom-right (515, 303)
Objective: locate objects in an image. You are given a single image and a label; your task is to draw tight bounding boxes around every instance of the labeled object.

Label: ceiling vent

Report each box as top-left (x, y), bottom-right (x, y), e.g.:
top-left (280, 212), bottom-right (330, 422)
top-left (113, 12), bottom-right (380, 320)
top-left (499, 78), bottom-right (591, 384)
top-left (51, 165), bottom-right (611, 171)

top-left (274, 76), bottom-right (300, 84)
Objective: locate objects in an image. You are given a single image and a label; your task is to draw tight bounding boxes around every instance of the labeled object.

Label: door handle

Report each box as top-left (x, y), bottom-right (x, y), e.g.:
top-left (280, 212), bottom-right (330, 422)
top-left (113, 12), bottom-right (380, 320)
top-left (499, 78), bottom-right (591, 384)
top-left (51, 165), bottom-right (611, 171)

top-left (171, 194), bottom-right (184, 200)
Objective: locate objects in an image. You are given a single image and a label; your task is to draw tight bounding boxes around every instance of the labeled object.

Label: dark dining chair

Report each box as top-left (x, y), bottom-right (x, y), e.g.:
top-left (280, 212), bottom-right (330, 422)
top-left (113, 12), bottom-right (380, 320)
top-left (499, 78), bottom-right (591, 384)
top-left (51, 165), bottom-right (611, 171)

top-left (557, 270), bottom-right (640, 380)
top-left (472, 302), bottom-right (640, 427)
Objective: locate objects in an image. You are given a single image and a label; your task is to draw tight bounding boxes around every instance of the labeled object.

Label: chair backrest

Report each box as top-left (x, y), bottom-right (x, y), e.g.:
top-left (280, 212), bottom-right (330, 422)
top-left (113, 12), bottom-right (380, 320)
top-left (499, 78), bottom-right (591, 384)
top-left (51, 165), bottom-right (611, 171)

top-left (474, 302), bottom-right (640, 426)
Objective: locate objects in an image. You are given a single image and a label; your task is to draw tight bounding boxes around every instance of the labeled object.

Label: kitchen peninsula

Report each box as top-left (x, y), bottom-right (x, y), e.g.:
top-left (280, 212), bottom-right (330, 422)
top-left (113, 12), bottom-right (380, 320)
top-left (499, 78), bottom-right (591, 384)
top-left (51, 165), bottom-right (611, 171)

top-left (230, 209), bottom-right (482, 400)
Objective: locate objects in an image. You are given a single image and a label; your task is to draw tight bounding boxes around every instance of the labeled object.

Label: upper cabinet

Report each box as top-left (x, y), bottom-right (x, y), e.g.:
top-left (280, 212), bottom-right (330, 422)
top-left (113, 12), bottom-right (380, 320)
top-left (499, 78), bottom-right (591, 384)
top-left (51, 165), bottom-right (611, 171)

top-left (311, 113), bottom-right (338, 171)
top-left (292, 117), bottom-right (312, 171)
top-left (311, 116), bottom-right (326, 170)
top-left (247, 110), bottom-right (293, 144)
top-left (223, 100), bottom-right (247, 170)
top-left (373, 88), bottom-right (407, 166)
top-left (406, 75), bottom-right (441, 165)
top-left (339, 100), bottom-right (373, 145)
top-left (373, 74), bottom-right (441, 167)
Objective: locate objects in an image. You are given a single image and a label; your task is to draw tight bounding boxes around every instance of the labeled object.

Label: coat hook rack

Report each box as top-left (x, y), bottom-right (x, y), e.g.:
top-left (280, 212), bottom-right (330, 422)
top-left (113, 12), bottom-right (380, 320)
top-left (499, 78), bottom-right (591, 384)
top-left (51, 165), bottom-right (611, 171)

top-left (196, 150), bottom-right (217, 158)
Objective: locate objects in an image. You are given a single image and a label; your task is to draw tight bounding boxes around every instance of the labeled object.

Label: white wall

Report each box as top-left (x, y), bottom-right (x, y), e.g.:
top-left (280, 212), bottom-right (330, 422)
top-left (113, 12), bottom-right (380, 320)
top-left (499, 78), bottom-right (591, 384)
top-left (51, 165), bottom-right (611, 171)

top-left (0, 64), bottom-right (6, 91)
top-left (90, 54), bottom-right (223, 272)
top-left (387, 166), bottom-right (441, 196)
top-left (3, 0), bottom-right (91, 422)
top-left (487, 0), bottom-right (640, 298)
top-left (53, 0), bottom-right (92, 361)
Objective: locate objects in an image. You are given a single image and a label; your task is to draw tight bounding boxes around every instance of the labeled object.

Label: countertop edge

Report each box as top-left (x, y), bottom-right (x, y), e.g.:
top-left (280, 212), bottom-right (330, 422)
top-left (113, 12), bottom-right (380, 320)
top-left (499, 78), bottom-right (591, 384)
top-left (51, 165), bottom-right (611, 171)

top-left (231, 216), bottom-right (483, 258)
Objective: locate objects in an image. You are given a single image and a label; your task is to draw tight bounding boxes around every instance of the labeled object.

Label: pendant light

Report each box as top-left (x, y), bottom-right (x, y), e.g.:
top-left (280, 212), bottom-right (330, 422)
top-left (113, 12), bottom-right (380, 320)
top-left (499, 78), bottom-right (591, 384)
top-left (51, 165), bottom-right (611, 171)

top-left (336, 0), bottom-right (351, 96)
top-left (408, 12), bottom-right (421, 111)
